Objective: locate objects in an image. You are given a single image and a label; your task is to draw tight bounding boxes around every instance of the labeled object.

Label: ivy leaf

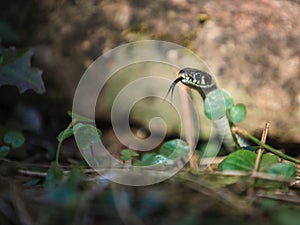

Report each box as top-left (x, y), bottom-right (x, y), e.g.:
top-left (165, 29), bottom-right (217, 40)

top-left (120, 149), bottom-right (139, 161)
top-left (73, 123), bottom-right (102, 150)
top-left (57, 127), bottom-right (74, 142)
top-left (45, 165), bottom-right (84, 206)
top-left (153, 154), bottom-right (171, 165)
top-left (0, 48), bottom-right (45, 94)
top-left (159, 139), bottom-right (189, 160)
top-left (64, 166), bottom-right (85, 188)
top-left (218, 150), bottom-right (278, 172)
top-left (0, 145), bottom-right (10, 158)
top-left (3, 130), bottom-right (25, 148)
top-left (228, 103), bottom-right (247, 124)
top-left (267, 163), bottom-right (296, 179)
top-left (220, 89), bottom-right (234, 110)
top-left (138, 153), bottom-right (174, 166)
top-left (204, 89), bottom-right (233, 120)
top-left (141, 153), bottom-right (157, 166)
top-left (45, 162), bottom-right (64, 189)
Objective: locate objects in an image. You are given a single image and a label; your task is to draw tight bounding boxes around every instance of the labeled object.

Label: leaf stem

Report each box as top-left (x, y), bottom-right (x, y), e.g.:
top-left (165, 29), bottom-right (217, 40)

top-left (228, 120), bottom-right (241, 149)
top-left (234, 127), bottom-right (300, 165)
top-left (55, 119), bottom-right (76, 165)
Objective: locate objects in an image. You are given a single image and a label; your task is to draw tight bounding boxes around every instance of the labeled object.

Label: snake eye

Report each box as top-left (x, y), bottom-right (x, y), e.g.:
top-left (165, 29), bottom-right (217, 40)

top-left (193, 72), bottom-right (200, 80)
top-left (178, 69), bottom-right (186, 77)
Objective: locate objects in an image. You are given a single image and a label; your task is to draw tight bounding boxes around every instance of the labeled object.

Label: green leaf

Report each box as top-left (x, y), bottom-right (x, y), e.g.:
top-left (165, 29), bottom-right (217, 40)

top-left (120, 149), bottom-right (139, 161)
top-left (140, 153), bottom-right (172, 166)
top-left (141, 153), bottom-right (156, 166)
top-left (153, 154), bottom-right (169, 164)
top-left (228, 103), bottom-right (247, 124)
top-left (67, 111), bottom-right (94, 123)
top-left (3, 131), bottom-right (25, 148)
top-left (0, 145), bottom-right (10, 158)
top-left (218, 150), bottom-right (278, 172)
top-left (57, 127), bottom-right (74, 142)
top-left (220, 89), bottom-right (234, 110)
top-left (0, 48), bottom-right (45, 94)
top-left (159, 139), bottom-right (189, 160)
top-left (73, 122), bottom-right (85, 132)
top-left (65, 166), bottom-right (84, 187)
top-left (259, 154), bottom-right (279, 172)
top-left (46, 166), bottom-right (83, 206)
top-left (45, 162), bottom-right (64, 189)
top-left (73, 123), bottom-right (102, 150)
top-left (204, 89), bottom-right (232, 120)
top-left (267, 163), bottom-right (296, 179)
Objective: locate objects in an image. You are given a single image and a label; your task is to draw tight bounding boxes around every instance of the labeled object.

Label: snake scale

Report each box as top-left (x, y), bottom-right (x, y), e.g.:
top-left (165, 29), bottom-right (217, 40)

top-left (168, 68), bottom-right (246, 150)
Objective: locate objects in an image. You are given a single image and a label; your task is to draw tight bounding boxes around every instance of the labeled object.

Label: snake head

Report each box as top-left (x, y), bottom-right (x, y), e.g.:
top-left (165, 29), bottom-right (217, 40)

top-left (165, 67), bottom-right (217, 101)
top-left (178, 68), bottom-right (214, 89)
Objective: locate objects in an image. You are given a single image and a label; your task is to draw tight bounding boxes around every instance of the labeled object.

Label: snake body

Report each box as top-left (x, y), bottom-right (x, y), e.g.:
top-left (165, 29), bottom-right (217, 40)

top-left (169, 67), bottom-right (245, 150)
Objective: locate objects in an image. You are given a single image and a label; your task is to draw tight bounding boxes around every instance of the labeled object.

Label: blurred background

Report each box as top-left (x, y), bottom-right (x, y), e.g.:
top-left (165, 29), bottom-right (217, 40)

top-left (1, 0), bottom-right (300, 146)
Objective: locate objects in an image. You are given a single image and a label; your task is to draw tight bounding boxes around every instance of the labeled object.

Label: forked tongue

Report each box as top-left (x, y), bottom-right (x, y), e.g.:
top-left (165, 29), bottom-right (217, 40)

top-left (163, 77), bottom-right (184, 102)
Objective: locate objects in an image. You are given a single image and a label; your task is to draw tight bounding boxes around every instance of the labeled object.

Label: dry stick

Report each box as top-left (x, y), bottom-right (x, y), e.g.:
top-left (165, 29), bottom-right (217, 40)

top-left (253, 122), bottom-right (270, 172)
top-left (249, 122), bottom-right (270, 198)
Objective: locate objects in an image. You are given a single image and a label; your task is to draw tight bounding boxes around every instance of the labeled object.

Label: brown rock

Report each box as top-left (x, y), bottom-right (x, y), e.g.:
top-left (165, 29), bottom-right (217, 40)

top-left (196, 0), bottom-right (300, 142)
top-left (9, 0), bottom-right (299, 142)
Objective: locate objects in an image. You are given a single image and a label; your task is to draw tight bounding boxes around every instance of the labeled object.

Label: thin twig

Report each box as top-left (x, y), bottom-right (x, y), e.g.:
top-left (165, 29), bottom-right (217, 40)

top-left (18, 168), bottom-right (97, 177)
top-left (257, 193), bottom-right (300, 204)
top-left (210, 170), bottom-right (293, 183)
top-left (18, 170), bottom-right (48, 177)
top-left (254, 122), bottom-right (270, 172)
top-left (249, 122), bottom-right (270, 199)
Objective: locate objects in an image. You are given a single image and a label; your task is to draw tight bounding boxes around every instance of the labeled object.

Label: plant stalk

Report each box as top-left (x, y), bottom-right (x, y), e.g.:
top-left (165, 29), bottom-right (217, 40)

top-left (55, 119), bottom-right (76, 165)
top-left (234, 127), bottom-right (300, 165)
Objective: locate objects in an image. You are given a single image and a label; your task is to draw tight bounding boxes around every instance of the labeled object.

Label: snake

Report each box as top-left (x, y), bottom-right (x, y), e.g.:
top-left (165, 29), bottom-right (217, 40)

top-left (167, 67), bottom-right (246, 150)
